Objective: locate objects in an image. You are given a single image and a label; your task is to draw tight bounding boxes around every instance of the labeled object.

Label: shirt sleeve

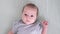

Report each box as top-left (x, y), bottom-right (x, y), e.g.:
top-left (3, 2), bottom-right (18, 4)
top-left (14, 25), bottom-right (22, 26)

top-left (11, 21), bottom-right (18, 34)
top-left (40, 26), bottom-right (42, 34)
top-left (39, 22), bottom-right (42, 34)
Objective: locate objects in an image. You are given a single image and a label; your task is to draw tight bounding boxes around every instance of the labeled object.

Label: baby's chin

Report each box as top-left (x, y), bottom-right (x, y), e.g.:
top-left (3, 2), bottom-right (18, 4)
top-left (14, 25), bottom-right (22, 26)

top-left (24, 21), bottom-right (34, 25)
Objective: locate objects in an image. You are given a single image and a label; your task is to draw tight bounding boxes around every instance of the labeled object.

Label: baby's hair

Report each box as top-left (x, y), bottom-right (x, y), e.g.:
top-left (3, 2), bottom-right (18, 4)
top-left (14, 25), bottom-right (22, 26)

top-left (22, 3), bottom-right (39, 16)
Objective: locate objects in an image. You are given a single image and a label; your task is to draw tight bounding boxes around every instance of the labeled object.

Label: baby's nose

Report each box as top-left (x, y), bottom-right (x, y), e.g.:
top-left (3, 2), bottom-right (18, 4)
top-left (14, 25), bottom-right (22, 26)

top-left (26, 16), bottom-right (30, 19)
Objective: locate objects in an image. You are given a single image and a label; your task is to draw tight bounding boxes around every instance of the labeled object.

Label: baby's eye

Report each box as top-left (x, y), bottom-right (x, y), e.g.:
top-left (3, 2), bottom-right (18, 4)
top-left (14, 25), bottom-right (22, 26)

top-left (24, 14), bottom-right (27, 16)
top-left (31, 15), bottom-right (34, 17)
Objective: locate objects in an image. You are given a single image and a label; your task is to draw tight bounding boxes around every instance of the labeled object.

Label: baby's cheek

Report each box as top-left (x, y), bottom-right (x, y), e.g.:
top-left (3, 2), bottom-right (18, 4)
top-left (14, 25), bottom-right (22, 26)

top-left (29, 16), bottom-right (36, 21)
top-left (33, 17), bottom-right (37, 20)
top-left (22, 16), bottom-right (26, 21)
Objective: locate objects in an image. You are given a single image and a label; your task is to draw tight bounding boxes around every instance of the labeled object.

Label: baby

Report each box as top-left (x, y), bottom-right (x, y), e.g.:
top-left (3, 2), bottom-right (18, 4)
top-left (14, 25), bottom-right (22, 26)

top-left (8, 3), bottom-right (48, 34)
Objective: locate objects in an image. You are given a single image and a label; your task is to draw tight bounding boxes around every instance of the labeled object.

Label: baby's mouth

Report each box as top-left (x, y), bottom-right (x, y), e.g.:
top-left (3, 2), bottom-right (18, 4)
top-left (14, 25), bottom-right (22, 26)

top-left (26, 20), bottom-right (30, 22)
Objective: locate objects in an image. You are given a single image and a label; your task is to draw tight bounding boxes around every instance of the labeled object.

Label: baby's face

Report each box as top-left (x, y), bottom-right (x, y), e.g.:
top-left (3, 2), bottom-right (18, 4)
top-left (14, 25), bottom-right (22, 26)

top-left (22, 6), bottom-right (37, 25)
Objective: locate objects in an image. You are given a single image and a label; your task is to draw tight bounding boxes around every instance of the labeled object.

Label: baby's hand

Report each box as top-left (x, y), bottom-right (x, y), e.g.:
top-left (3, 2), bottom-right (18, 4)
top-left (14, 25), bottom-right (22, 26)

top-left (41, 20), bottom-right (48, 28)
top-left (41, 20), bottom-right (48, 34)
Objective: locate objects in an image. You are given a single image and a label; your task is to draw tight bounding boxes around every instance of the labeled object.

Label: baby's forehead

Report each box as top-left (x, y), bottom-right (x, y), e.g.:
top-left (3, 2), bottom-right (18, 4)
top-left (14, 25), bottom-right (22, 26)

top-left (24, 6), bottom-right (37, 10)
top-left (24, 6), bottom-right (37, 13)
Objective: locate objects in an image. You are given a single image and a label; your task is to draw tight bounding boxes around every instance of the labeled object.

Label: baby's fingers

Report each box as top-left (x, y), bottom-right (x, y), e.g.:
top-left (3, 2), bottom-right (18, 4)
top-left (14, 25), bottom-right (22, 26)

top-left (43, 21), bottom-right (48, 25)
top-left (41, 20), bottom-right (48, 25)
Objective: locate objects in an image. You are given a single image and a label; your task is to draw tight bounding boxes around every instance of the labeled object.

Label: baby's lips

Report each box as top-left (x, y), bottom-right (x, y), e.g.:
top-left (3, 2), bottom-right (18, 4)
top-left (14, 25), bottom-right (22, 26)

top-left (26, 20), bottom-right (30, 22)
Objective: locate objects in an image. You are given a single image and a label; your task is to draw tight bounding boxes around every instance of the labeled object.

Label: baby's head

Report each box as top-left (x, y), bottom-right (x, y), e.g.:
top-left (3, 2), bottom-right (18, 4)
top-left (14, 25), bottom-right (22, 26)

top-left (22, 3), bottom-right (38, 25)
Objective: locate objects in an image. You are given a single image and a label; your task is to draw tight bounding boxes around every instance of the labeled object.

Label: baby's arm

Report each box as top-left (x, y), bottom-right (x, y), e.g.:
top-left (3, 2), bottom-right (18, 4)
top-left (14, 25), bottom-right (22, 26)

top-left (8, 30), bottom-right (14, 34)
top-left (41, 20), bottom-right (48, 34)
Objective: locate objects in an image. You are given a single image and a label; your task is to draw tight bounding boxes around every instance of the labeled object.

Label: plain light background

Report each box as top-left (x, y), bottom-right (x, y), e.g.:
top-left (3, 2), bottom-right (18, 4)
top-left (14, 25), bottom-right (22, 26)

top-left (0, 0), bottom-right (60, 34)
